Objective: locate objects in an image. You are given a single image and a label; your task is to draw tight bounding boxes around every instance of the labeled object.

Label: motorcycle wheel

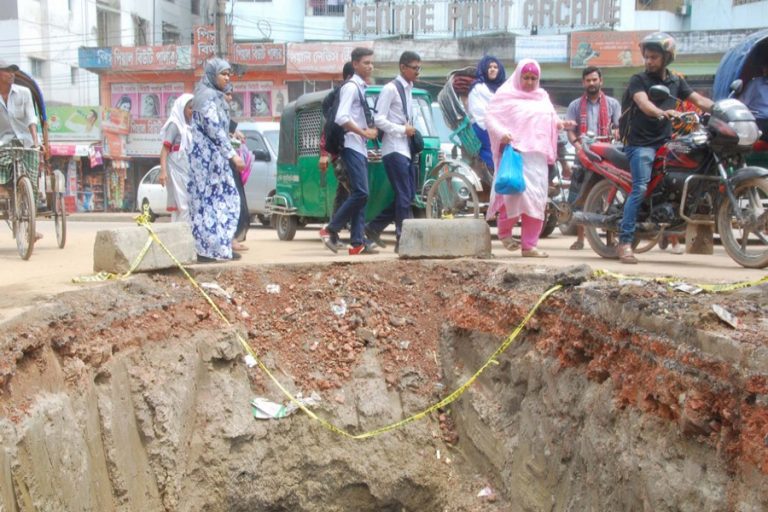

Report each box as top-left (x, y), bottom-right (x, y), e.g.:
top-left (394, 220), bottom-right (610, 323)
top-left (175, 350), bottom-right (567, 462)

top-left (583, 179), bottom-right (626, 259)
top-left (539, 210), bottom-right (558, 238)
top-left (716, 177), bottom-right (768, 268)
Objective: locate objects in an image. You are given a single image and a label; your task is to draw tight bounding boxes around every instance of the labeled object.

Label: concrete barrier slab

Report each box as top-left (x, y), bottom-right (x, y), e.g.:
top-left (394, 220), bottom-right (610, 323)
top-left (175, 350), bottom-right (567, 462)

top-left (398, 219), bottom-right (491, 259)
top-left (93, 223), bottom-right (196, 273)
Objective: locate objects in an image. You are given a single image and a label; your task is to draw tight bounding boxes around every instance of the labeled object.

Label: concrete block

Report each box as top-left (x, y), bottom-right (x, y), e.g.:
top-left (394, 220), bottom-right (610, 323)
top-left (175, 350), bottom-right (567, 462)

top-left (398, 218), bottom-right (491, 259)
top-left (685, 223), bottom-right (714, 255)
top-left (93, 223), bottom-right (196, 273)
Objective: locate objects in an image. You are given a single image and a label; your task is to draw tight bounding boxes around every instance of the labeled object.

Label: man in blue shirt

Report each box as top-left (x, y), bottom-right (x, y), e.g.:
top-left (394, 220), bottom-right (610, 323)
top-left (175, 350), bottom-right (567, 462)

top-left (740, 62), bottom-right (768, 143)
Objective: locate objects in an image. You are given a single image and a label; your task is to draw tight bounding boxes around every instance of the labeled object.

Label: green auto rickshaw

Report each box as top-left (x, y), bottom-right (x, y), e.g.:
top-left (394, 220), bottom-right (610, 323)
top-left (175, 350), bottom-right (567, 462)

top-left (268, 86), bottom-right (482, 240)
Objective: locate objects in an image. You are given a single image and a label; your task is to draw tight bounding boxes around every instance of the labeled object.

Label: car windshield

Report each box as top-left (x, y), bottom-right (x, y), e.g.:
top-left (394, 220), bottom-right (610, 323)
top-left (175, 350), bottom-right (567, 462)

top-left (263, 130), bottom-right (280, 154)
top-left (365, 92), bottom-right (437, 137)
top-left (430, 103), bottom-right (453, 144)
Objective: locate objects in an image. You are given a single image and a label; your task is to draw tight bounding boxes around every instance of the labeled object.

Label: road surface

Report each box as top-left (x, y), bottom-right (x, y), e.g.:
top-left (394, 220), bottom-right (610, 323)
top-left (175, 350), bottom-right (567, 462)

top-left (1, 215), bottom-right (765, 323)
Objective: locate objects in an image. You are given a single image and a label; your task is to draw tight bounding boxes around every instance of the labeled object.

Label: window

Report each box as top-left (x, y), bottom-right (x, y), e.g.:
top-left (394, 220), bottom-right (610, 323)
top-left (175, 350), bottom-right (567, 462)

top-left (133, 15), bottom-right (149, 46)
top-left (191, 0), bottom-right (200, 15)
top-left (97, 8), bottom-right (121, 47)
top-left (71, 66), bottom-right (77, 85)
top-left (309, 0), bottom-right (344, 16)
top-left (285, 80), bottom-right (334, 102)
top-left (162, 22), bottom-right (181, 45)
top-left (29, 58), bottom-right (44, 78)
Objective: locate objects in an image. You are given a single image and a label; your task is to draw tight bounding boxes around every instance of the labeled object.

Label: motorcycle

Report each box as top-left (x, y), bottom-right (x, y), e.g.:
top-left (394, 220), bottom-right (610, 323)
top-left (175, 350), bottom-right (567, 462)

top-left (560, 82), bottom-right (768, 269)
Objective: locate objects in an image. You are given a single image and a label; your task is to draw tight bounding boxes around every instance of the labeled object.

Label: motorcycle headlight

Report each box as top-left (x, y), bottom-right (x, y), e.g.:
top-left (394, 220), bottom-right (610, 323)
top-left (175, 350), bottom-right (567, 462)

top-left (729, 121), bottom-right (760, 147)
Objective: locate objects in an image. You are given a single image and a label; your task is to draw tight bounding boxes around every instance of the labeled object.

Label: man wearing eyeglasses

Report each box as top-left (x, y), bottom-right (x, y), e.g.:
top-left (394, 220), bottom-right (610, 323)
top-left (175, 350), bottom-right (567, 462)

top-left (364, 51), bottom-right (422, 253)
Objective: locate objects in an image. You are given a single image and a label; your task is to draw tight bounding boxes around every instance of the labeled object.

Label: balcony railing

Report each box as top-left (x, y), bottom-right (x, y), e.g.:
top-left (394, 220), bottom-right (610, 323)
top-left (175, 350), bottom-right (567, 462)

top-left (308, 0), bottom-right (344, 17)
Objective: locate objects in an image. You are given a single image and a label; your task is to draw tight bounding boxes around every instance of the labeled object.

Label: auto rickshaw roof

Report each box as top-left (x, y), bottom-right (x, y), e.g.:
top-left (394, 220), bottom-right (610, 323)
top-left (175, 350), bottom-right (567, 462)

top-left (278, 85), bottom-right (431, 165)
top-left (713, 28), bottom-right (768, 100)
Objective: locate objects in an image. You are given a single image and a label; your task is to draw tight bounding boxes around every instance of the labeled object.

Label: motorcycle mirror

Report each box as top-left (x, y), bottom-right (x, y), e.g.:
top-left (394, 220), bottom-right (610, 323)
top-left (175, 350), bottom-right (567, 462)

top-left (648, 85), bottom-right (671, 102)
top-left (729, 79), bottom-right (743, 96)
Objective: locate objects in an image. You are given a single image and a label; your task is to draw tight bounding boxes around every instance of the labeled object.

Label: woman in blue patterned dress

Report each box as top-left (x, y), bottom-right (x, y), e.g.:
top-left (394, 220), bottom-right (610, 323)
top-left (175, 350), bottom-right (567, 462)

top-left (187, 58), bottom-right (245, 262)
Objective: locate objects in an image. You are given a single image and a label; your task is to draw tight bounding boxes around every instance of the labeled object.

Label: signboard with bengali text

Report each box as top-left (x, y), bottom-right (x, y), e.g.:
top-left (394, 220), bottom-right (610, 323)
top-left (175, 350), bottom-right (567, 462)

top-left (287, 41), bottom-right (373, 74)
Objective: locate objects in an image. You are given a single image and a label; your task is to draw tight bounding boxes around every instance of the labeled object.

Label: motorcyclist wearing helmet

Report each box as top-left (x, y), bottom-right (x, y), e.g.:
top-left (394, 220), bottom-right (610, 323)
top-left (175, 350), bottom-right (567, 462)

top-left (617, 32), bottom-right (713, 264)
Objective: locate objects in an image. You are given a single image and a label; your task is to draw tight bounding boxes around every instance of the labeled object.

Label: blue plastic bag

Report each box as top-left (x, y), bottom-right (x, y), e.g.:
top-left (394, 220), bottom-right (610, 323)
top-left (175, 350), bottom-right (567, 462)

top-left (494, 145), bottom-right (525, 195)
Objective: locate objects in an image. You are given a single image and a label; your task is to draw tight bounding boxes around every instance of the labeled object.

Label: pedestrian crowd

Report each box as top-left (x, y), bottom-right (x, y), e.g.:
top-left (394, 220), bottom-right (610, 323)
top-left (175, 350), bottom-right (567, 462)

top-left (3, 29), bottom-right (743, 264)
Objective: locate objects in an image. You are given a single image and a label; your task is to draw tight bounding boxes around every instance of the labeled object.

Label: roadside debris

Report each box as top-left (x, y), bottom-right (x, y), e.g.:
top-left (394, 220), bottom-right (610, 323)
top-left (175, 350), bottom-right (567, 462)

top-left (251, 392), bottom-right (322, 420)
top-left (712, 304), bottom-right (740, 329)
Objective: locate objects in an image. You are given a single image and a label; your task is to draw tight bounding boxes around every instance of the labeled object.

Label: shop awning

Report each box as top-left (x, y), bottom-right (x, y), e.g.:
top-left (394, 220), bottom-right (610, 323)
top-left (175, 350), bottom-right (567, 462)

top-left (49, 142), bottom-right (102, 158)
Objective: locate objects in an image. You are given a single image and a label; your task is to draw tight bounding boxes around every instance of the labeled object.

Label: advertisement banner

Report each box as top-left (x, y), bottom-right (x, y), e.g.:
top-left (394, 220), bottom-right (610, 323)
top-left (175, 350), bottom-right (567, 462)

top-left (47, 106), bottom-right (102, 141)
top-left (111, 83), bottom-right (187, 120)
top-left (570, 31), bottom-right (652, 68)
top-left (78, 47), bottom-right (113, 69)
top-left (287, 41), bottom-right (373, 74)
top-left (111, 45), bottom-right (191, 71)
top-left (101, 108), bottom-right (131, 136)
top-left (192, 25), bottom-right (218, 68)
top-left (231, 81), bottom-right (275, 119)
top-left (231, 43), bottom-right (286, 67)
top-left (515, 35), bottom-right (568, 63)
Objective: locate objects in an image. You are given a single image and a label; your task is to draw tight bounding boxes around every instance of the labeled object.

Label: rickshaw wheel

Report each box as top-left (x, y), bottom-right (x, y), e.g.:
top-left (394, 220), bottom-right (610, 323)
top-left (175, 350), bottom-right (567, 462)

top-left (274, 214), bottom-right (297, 241)
top-left (54, 192), bottom-right (67, 248)
top-left (425, 172), bottom-right (480, 220)
top-left (15, 176), bottom-right (36, 260)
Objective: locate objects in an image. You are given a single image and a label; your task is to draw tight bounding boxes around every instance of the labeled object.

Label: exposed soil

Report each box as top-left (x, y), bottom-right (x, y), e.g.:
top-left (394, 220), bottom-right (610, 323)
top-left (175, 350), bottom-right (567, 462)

top-left (0, 260), bottom-right (766, 510)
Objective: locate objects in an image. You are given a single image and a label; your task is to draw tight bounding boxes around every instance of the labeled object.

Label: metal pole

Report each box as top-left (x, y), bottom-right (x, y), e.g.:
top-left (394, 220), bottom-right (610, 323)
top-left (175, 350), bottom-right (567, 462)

top-left (216, 0), bottom-right (227, 57)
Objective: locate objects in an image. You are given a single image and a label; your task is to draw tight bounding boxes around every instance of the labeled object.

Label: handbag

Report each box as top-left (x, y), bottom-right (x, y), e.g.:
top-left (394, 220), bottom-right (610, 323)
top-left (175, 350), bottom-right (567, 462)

top-left (494, 145), bottom-right (525, 195)
top-left (409, 129), bottom-right (424, 154)
top-left (393, 79), bottom-right (424, 155)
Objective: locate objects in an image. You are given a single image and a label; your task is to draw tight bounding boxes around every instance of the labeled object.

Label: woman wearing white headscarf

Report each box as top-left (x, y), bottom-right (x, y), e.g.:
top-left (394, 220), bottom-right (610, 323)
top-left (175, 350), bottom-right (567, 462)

top-left (159, 93), bottom-right (194, 223)
top-left (187, 58), bottom-right (245, 262)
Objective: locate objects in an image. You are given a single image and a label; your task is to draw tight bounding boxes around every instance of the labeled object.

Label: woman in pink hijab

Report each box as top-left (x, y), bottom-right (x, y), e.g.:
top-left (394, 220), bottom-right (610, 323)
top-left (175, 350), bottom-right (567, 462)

top-left (485, 59), bottom-right (574, 257)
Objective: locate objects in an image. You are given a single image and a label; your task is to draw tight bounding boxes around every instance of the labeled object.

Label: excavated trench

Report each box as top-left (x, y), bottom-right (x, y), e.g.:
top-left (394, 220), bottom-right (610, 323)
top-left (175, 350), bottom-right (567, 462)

top-left (0, 261), bottom-right (767, 511)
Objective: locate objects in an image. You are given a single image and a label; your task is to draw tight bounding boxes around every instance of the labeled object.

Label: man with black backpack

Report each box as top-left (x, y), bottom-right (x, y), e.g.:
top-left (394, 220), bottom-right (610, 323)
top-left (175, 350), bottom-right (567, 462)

top-left (319, 47), bottom-right (379, 255)
top-left (319, 61), bottom-right (354, 228)
top-left (363, 51), bottom-right (422, 253)
top-left (617, 32), bottom-right (712, 264)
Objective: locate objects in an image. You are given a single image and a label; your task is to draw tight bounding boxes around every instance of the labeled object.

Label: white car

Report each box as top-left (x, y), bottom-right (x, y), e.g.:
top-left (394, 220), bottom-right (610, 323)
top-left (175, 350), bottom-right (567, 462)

top-left (136, 165), bottom-right (170, 220)
top-left (135, 122), bottom-right (280, 224)
top-left (238, 121), bottom-right (279, 226)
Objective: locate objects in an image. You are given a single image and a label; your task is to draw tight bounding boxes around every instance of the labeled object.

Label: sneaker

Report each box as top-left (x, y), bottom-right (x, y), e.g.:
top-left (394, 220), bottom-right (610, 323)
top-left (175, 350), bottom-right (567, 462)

top-left (669, 244), bottom-right (685, 255)
top-left (349, 243), bottom-right (379, 255)
top-left (364, 227), bottom-right (387, 248)
top-left (617, 243), bottom-right (638, 264)
top-left (319, 225), bottom-right (340, 254)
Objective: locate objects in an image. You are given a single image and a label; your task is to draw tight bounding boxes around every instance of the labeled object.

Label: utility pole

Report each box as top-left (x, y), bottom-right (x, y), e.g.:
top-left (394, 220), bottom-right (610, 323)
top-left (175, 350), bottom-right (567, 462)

top-left (215, 0), bottom-right (227, 57)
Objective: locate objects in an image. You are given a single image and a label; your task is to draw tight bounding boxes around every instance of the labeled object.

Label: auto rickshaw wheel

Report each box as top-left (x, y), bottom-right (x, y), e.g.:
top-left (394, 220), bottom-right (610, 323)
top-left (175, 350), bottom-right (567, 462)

top-left (15, 176), bottom-right (36, 260)
top-left (274, 214), bottom-right (297, 241)
top-left (54, 191), bottom-right (67, 248)
top-left (425, 172), bottom-right (480, 219)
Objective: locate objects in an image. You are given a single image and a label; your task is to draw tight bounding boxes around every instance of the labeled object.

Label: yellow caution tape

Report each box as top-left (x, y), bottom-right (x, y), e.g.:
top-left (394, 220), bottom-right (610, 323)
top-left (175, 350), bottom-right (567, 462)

top-left (75, 211), bottom-right (564, 439)
top-left (594, 268), bottom-right (768, 293)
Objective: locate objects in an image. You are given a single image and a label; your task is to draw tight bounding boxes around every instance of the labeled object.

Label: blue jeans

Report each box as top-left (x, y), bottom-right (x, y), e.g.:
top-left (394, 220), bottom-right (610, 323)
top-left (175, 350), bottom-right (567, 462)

top-left (328, 148), bottom-right (368, 246)
top-left (367, 152), bottom-right (415, 240)
top-left (620, 145), bottom-right (660, 244)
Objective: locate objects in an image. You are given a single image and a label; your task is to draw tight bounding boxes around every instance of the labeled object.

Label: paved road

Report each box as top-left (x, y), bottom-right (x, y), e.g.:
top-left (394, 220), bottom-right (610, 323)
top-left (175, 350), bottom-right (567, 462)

top-left (1, 214), bottom-right (765, 323)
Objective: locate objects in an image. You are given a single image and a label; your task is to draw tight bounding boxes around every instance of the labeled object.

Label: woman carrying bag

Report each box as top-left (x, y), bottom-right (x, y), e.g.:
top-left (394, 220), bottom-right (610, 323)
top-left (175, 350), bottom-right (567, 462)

top-left (485, 59), bottom-right (574, 258)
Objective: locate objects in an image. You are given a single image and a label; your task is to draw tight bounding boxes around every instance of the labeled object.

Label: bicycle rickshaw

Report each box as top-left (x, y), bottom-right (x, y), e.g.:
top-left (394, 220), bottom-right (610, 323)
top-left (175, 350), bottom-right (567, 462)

top-left (0, 69), bottom-right (67, 260)
top-left (714, 27), bottom-right (768, 167)
top-left (268, 85), bottom-right (483, 240)
top-left (436, 67), bottom-right (569, 235)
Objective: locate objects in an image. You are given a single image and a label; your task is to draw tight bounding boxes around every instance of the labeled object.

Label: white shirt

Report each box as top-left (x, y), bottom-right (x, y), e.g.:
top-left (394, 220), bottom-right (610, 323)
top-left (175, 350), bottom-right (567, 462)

top-left (467, 83), bottom-right (494, 130)
top-left (335, 74), bottom-right (369, 157)
top-left (0, 84), bottom-right (38, 146)
top-left (374, 75), bottom-right (413, 159)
